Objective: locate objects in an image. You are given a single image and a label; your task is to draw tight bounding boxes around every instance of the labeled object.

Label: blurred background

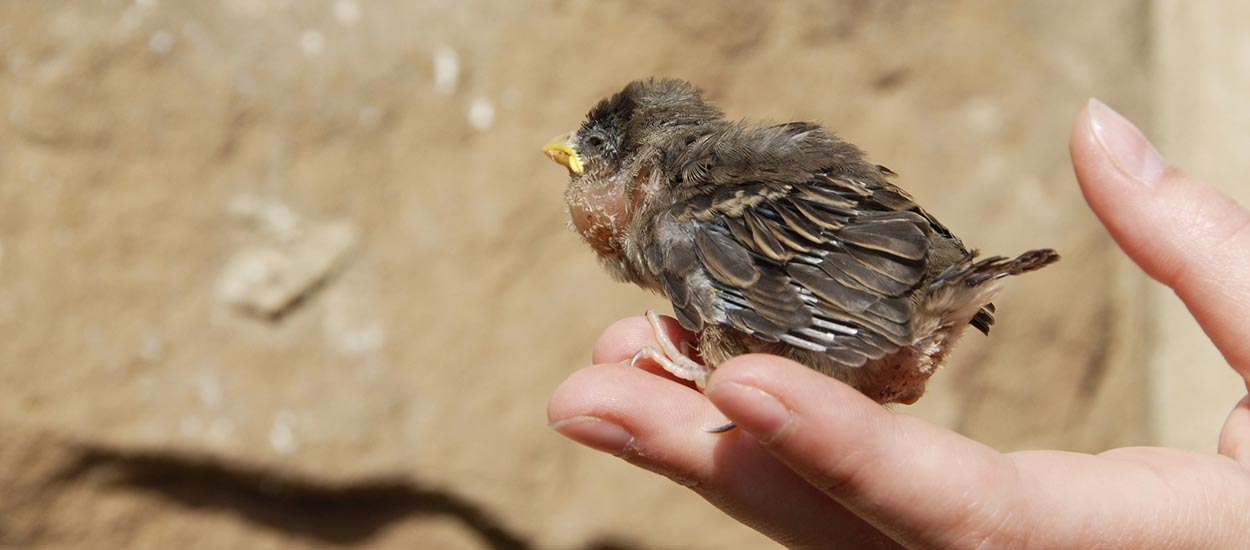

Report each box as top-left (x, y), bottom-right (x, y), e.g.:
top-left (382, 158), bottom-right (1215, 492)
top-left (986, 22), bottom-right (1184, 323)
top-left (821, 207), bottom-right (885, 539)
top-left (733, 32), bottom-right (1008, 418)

top-left (1, 1), bottom-right (1247, 548)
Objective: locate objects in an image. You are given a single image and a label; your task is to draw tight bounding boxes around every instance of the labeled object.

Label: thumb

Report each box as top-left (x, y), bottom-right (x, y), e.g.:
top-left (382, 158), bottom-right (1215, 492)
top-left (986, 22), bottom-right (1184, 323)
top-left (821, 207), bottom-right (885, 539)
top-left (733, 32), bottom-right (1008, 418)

top-left (705, 355), bottom-right (1018, 549)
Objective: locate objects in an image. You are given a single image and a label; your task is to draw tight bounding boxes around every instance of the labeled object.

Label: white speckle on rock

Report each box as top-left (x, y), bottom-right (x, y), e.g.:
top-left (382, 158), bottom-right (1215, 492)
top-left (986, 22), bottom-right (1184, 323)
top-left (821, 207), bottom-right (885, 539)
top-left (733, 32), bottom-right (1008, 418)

top-left (217, 249), bottom-right (289, 311)
top-left (334, 0), bottom-right (360, 25)
top-left (340, 323), bottom-right (385, 356)
top-left (468, 97), bottom-right (494, 131)
top-left (433, 45), bottom-right (459, 96)
top-left (148, 30), bottom-right (174, 54)
top-left (268, 411), bottom-right (298, 454)
top-left (300, 29), bottom-right (325, 56)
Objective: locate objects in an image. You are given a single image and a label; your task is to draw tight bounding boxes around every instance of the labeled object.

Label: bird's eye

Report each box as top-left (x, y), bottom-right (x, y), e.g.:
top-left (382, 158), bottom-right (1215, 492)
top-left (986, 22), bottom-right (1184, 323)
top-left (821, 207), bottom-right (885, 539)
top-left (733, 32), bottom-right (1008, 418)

top-left (586, 135), bottom-right (605, 148)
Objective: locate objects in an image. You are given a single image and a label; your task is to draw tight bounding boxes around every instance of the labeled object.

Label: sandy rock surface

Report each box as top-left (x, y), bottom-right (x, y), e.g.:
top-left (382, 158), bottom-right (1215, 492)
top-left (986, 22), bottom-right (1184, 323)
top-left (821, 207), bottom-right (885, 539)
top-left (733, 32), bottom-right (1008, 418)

top-left (9, 0), bottom-right (1241, 548)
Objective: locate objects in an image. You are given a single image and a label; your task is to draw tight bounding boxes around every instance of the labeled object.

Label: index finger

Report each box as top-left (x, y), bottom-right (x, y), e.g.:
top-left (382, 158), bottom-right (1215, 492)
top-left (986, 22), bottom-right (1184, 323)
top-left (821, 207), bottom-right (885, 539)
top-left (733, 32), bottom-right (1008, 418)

top-left (1071, 99), bottom-right (1250, 379)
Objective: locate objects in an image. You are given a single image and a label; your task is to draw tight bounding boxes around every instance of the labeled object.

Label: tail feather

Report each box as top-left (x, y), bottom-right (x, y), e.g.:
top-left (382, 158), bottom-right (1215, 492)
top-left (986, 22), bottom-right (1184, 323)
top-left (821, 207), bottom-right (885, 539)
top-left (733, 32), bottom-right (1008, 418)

top-left (970, 306), bottom-right (996, 335)
top-left (930, 248), bottom-right (1060, 289)
top-left (929, 249), bottom-right (1059, 335)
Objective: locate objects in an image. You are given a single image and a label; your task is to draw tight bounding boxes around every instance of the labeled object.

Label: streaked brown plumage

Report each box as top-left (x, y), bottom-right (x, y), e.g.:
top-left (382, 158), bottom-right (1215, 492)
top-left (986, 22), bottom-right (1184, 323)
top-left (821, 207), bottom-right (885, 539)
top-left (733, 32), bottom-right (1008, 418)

top-left (543, 78), bottom-right (1058, 405)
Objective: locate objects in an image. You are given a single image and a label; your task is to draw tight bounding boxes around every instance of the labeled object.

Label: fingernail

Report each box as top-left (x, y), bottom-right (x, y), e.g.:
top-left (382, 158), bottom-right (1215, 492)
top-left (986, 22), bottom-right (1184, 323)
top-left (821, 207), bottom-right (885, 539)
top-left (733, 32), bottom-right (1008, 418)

top-left (549, 415), bottom-right (634, 455)
top-left (705, 382), bottom-right (793, 444)
top-left (1087, 98), bottom-right (1168, 186)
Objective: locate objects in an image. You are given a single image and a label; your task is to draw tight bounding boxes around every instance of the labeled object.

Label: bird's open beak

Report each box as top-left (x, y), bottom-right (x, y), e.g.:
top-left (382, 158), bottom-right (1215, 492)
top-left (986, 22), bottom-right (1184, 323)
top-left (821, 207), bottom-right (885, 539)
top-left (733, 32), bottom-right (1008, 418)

top-left (542, 132), bottom-right (584, 175)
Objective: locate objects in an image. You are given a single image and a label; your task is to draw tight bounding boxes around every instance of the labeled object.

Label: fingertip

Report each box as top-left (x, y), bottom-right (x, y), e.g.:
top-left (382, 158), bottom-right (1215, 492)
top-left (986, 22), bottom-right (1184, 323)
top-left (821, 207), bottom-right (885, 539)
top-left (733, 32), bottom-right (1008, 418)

top-left (1069, 99), bottom-right (1101, 194)
top-left (1086, 98), bottom-right (1169, 186)
top-left (705, 380), bottom-right (795, 445)
top-left (591, 314), bottom-right (696, 365)
top-left (1069, 100), bottom-right (1250, 375)
top-left (549, 415), bottom-right (634, 456)
top-left (1069, 100), bottom-right (1200, 288)
top-left (1219, 395), bottom-right (1250, 464)
top-left (591, 316), bottom-right (649, 365)
top-left (1070, 99), bottom-right (1157, 222)
top-left (546, 361), bottom-right (713, 434)
top-left (1069, 98), bottom-right (1095, 159)
top-left (546, 363), bottom-right (613, 425)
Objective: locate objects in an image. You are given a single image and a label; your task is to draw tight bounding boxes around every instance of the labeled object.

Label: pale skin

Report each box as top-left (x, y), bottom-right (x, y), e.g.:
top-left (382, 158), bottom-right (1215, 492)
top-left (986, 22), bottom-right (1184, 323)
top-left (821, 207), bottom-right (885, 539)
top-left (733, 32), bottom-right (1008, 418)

top-left (547, 100), bottom-right (1250, 549)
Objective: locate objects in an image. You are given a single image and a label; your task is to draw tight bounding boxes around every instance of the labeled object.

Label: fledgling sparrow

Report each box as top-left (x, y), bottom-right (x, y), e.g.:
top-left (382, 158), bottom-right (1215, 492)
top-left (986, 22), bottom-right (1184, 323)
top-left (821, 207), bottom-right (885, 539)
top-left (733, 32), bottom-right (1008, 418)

top-left (543, 78), bottom-right (1057, 405)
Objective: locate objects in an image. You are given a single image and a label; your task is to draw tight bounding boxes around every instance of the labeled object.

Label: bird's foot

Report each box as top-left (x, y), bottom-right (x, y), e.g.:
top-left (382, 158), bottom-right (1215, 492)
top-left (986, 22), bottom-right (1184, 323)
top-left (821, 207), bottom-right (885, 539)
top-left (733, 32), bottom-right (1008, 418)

top-left (630, 310), bottom-right (711, 390)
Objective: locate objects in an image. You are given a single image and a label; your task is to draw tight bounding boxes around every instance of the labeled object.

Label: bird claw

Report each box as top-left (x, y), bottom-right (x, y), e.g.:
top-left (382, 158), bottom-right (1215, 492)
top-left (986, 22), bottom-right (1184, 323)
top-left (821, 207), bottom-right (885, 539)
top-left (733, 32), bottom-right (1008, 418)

top-left (630, 310), bottom-right (711, 390)
top-left (704, 421), bottom-right (737, 433)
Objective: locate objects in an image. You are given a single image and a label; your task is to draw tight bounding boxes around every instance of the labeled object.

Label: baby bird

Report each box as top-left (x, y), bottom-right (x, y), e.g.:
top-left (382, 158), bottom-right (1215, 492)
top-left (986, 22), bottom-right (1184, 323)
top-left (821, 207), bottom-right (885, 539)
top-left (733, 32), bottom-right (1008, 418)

top-left (543, 78), bottom-right (1057, 405)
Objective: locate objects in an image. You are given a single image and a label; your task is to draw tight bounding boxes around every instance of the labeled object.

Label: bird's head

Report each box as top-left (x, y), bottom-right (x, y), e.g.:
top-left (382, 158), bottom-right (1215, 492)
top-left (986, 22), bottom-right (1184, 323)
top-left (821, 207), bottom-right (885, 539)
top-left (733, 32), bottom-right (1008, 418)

top-left (543, 78), bottom-right (723, 258)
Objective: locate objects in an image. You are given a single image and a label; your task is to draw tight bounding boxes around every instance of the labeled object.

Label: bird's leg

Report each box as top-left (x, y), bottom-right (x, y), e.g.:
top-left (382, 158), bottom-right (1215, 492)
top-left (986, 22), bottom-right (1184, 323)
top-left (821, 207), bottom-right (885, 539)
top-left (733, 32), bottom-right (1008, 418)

top-left (630, 310), bottom-right (712, 390)
top-left (632, 311), bottom-right (737, 433)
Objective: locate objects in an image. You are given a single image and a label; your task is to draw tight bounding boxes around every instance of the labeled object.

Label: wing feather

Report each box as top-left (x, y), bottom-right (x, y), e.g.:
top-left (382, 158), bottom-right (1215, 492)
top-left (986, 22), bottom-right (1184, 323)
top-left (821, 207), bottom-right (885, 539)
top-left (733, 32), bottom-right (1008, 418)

top-left (694, 230), bottom-right (759, 287)
top-left (652, 127), bottom-right (956, 370)
top-left (743, 210), bottom-right (791, 261)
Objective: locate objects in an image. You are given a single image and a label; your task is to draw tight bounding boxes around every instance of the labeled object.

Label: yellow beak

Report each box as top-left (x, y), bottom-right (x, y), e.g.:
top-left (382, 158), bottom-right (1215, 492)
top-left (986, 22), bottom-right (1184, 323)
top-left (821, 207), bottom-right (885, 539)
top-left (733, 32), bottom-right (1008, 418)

top-left (542, 132), bottom-right (584, 175)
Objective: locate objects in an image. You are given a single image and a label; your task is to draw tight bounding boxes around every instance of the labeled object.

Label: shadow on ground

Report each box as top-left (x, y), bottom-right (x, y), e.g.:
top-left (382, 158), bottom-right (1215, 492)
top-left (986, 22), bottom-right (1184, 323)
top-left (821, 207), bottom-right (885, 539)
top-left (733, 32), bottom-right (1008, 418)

top-left (37, 444), bottom-right (635, 550)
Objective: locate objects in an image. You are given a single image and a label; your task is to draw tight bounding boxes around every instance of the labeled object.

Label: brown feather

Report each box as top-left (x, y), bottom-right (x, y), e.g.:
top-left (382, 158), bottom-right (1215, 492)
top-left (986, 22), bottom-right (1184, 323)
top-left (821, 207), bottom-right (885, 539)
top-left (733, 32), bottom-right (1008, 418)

top-left (754, 206), bottom-right (813, 253)
top-left (797, 184), bottom-right (859, 209)
top-left (845, 245), bottom-right (925, 286)
top-left (790, 197), bottom-right (848, 230)
top-left (743, 210), bottom-right (791, 261)
top-left (820, 250), bottom-right (912, 296)
top-left (787, 263), bottom-right (878, 313)
top-left (838, 219), bottom-right (928, 261)
top-left (694, 230), bottom-right (759, 287)
top-left (774, 199), bottom-right (827, 242)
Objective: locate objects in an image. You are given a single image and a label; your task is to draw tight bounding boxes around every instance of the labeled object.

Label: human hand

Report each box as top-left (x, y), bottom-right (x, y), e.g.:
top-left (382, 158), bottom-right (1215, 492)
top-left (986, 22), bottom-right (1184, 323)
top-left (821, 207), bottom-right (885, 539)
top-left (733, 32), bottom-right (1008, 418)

top-left (547, 99), bottom-right (1250, 549)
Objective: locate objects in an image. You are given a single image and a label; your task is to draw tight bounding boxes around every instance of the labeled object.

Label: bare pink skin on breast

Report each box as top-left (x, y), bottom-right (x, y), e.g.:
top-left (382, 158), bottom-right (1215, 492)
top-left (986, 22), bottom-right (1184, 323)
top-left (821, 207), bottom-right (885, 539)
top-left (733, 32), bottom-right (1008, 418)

top-left (566, 179), bottom-right (632, 257)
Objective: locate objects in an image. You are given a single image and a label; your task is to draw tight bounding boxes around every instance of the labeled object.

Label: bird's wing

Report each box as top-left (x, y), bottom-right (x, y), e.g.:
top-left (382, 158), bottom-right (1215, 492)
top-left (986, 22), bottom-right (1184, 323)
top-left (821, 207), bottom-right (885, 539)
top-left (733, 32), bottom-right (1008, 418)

top-left (650, 170), bottom-right (934, 368)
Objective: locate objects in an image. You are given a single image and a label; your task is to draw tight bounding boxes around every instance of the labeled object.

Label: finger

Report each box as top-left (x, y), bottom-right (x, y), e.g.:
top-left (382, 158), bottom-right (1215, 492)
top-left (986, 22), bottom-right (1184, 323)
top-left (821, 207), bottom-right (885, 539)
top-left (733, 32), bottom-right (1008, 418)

top-left (591, 314), bottom-right (697, 365)
top-left (706, 355), bottom-right (1020, 549)
top-left (1219, 395), bottom-right (1250, 464)
top-left (1071, 98), bottom-right (1250, 376)
top-left (548, 363), bottom-right (898, 549)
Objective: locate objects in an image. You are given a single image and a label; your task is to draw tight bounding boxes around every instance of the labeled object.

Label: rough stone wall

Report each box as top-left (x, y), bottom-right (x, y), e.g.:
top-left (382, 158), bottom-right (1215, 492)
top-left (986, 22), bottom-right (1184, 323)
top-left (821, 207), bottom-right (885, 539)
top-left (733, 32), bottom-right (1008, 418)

top-left (5, 1), bottom-right (1232, 548)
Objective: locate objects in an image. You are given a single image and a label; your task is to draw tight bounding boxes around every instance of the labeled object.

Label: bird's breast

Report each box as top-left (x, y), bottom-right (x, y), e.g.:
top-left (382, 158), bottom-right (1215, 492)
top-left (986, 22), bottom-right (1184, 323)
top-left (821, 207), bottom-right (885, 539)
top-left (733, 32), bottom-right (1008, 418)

top-left (566, 178), bottom-right (638, 258)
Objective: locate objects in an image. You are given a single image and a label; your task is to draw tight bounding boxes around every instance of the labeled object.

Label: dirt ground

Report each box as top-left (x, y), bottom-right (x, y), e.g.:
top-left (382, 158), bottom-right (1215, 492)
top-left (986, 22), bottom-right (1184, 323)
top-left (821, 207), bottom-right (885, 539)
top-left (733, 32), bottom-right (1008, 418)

top-left (1, 1), bottom-right (1246, 548)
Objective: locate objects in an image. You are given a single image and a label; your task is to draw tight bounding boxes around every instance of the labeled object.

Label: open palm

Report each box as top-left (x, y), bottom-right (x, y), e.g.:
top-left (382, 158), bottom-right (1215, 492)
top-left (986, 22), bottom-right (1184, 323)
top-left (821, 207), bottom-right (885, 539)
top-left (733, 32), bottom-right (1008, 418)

top-left (548, 101), bottom-right (1250, 549)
